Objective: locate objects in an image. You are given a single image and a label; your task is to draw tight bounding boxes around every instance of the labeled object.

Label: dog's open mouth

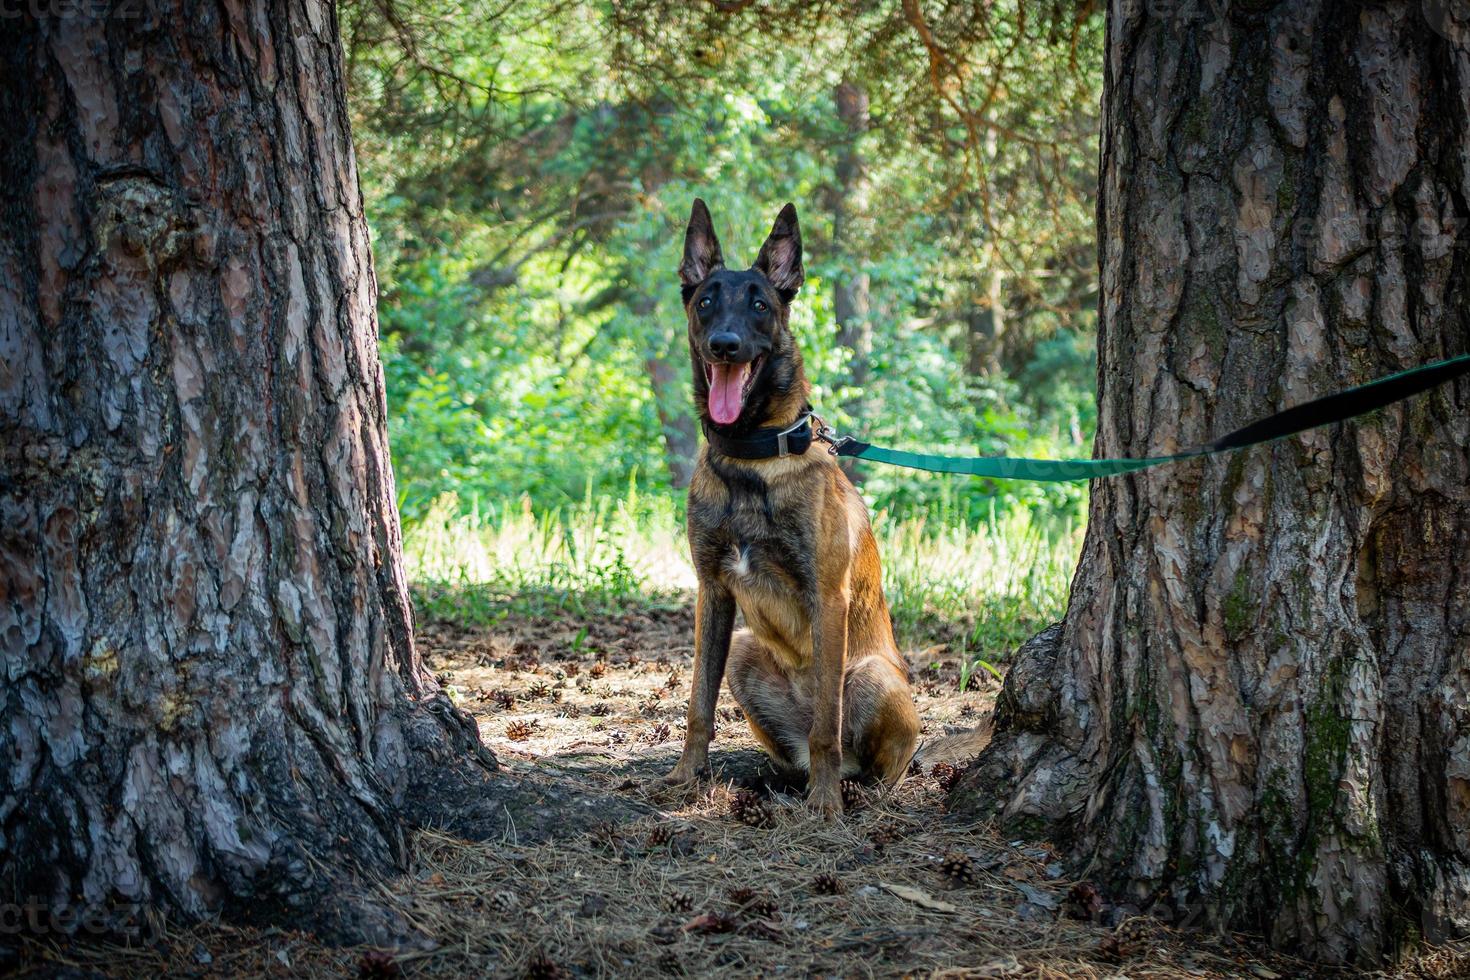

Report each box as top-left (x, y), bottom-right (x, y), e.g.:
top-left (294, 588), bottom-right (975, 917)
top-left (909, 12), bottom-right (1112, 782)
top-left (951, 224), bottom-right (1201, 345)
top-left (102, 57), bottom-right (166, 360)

top-left (704, 355), bottom-right (763, 425)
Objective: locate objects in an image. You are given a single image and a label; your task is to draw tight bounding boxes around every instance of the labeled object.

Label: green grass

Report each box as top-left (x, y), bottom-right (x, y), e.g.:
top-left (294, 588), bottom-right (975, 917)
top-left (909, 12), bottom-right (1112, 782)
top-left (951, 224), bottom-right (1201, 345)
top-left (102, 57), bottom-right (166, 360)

top-left (877, 503), bottom-right (1081, 660)
top-left (404, 485), bottom-right (1083, 661)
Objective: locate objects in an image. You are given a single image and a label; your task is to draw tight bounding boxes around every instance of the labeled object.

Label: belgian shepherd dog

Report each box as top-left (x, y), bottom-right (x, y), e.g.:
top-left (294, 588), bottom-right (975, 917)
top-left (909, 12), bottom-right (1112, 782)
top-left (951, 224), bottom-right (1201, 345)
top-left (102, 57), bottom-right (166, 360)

top-left (661, 199), bottom-right (919, 815)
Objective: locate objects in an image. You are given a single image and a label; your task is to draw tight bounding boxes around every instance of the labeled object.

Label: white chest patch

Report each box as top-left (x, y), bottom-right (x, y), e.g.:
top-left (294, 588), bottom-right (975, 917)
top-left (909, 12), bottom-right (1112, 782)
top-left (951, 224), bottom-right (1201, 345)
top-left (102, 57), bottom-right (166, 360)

top-left (729, 544), bottom-right (751, 578)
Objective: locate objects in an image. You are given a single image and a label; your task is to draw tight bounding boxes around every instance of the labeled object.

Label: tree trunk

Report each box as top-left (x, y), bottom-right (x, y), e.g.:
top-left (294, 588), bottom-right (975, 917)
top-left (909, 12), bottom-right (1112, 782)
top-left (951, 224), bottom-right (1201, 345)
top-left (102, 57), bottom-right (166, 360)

top-left (953, 1), bottom-right (1470, 965)
top-left (967, 129), bottom-right (1006, 381)
top-left (0, 1), bottom-right (494, 942)
top-left (965, 265), bottom-right (1007, 378)
top-left (639, 293), bottom-right (699, 487)
top-left (833, 80), bottom-right (872, 417)
top-left (647, 353), bottom-right (700, 488)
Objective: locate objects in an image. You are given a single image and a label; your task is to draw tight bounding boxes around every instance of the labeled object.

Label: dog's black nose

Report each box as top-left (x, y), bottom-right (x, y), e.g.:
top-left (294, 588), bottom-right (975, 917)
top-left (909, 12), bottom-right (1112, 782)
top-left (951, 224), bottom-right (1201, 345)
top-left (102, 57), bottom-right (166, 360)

top-left (708, 332), bottom-right (741, 360)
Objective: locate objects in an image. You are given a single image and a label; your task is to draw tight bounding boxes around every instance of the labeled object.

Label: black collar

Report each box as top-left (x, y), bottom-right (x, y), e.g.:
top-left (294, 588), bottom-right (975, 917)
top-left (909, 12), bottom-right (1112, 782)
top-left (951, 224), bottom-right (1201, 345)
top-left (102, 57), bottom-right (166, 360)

top-left (703, 413), bottom-right (815, 460)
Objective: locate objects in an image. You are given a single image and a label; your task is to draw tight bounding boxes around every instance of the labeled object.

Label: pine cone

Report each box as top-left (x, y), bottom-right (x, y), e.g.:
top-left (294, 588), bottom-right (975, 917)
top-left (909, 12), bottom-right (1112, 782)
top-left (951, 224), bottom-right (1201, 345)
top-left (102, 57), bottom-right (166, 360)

top-left (908, 756), bottom-right (925, 777)
top-left (811, 872), bottom-right (843, 895)
top-left (589, 823), bottom-right (620, 851)
top-left (930, 761), bottom-right (962, 792)
top-left (492, 690), bottom-right (517, 711)
top-left (728, 789), bottom-right (773, 828)
top-left (646, 824), bottom-right (674, 847)
top-left (588, 701), bottom-right (611, 716)
top-left (1114, 916), bottom-right (1153, 943)
top-left (588, 660), bottom-right (608, 679)
top-left (1096, 934), bottom-right (1125, 964)
top-left (506, 719), bottom-right (537, 742)
top-left (357, 950), bottom-right (401, 979)
top-left (1066, 881), bottom-right (1105, 920)
top-left (751, 895), bottom-right (780, 918)
top-left (728, 888), bottom-right (779, 918)
top-left (939, 851), bottom-right (976, 886)
top-left (524, 951), bottom-right (568, 979)
top-left (840, 779), bottom-right (866, 811)
top-left (666, 891), bottom-right (695, 913)
top-left (869, 822), bottom-right (905, 850)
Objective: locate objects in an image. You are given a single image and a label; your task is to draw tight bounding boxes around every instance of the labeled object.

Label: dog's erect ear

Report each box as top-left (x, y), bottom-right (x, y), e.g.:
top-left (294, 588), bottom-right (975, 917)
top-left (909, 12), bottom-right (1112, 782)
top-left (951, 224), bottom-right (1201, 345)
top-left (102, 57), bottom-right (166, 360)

top-left (679, 199), bottom-right (725, 297)
top-left (753, 203), bottom-right (804, 301)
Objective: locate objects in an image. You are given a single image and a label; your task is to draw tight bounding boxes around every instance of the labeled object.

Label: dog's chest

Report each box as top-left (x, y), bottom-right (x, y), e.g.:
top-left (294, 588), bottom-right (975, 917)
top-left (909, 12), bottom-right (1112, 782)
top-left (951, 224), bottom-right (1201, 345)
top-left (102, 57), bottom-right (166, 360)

top-left (691, 476), bottom-right (818, 665)
top-left (713, 507), bottom-right (811, 590)
top-left (722, 533), bottom-right (814, 668)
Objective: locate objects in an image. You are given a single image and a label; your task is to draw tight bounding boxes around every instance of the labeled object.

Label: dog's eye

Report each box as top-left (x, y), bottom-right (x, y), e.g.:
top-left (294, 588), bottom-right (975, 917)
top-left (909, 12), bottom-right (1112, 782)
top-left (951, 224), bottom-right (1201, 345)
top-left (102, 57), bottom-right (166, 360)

top-left (698, 296), bottom-right (712, 311)
top-left (753, 299), bottom-right (768, 314)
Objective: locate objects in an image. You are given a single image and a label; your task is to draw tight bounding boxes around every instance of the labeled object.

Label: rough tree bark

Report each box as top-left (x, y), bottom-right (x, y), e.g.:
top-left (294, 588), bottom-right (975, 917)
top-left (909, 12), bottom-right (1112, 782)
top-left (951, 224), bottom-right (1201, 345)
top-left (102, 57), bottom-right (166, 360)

top-left (0, 1), bottom-right (494, 941)
top-left (954, 0), bottom-right (1470, 964)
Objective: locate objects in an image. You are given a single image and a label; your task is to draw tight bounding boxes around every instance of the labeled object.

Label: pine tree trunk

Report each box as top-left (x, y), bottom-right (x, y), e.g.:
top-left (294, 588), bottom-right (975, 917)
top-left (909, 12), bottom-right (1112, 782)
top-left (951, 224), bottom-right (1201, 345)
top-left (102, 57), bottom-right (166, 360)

top-left (953, 1), bottom-right (1470, 964)
top-left (647, 352), bottom-right (700, 488)
top-left (640, 293), bottom-right (699, 488)
top-left (965, 266), bottom-right (1007, 378)
top-left (833, 80), bottom-right (872, 417)
top-left (0, 1), bottom-right (494, 941)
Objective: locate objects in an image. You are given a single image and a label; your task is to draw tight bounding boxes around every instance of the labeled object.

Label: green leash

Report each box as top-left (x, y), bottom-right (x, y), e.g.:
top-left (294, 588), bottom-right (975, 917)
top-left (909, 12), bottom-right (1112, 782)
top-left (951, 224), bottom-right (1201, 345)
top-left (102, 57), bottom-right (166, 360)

top-left (827, 353), bottom-right (1470, 482)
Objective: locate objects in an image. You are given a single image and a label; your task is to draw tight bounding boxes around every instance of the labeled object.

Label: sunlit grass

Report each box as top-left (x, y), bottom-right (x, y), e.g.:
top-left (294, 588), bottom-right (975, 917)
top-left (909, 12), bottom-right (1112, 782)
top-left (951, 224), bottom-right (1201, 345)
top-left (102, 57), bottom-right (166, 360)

top-left (875, 504), bottom-right (1081, 662)
top-left (404, 486), bottom-right (1083, 660)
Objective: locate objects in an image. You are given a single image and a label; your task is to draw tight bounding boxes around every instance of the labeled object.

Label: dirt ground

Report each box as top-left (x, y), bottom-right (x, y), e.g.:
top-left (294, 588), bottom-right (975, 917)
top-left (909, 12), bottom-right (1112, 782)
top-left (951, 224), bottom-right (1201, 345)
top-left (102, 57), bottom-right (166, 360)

top-left (11, 603), bottom-right (1470, 979)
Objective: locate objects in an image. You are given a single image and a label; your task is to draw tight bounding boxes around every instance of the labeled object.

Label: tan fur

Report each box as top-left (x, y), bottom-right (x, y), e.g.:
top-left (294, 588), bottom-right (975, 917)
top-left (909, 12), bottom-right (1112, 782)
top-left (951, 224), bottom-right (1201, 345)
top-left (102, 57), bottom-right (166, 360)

top-left (662, 200), bottom-right (919, 816)
top-left (667, 405), bottom-right (920, 812)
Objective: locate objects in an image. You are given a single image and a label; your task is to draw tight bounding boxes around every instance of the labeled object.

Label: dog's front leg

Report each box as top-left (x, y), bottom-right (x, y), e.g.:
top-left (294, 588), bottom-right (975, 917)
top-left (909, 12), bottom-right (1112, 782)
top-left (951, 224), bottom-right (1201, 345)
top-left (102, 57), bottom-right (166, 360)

top-left (664, 581), bottom-right (736, 786)
top-left (806, 582), bottom-right (850, 816)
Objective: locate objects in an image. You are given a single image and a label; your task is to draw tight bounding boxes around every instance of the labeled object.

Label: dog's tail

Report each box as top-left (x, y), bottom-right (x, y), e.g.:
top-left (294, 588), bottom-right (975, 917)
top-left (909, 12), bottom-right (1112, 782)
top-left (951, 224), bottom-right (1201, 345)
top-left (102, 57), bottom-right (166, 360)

top-left (908, 711), bottom-right (996, 772)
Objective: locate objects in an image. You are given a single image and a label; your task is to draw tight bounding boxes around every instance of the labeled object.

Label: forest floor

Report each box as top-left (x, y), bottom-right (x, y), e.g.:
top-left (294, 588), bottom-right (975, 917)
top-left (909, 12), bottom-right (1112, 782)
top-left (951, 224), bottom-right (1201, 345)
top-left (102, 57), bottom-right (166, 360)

top-left (14, 602), bottom-right (1470, 979)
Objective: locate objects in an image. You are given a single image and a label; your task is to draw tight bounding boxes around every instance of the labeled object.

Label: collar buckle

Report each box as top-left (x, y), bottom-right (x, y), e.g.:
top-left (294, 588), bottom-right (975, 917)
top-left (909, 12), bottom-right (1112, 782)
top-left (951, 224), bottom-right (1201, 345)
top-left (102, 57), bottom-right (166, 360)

top-left (775, 414), bottom-right (810, 457)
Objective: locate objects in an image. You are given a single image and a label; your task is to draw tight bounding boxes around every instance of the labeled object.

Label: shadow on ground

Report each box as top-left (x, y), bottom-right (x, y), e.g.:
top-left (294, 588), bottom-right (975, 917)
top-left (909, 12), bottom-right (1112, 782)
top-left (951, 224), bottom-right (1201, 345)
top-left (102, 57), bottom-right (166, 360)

top-left (11, 604), bottom-right (1468, 978)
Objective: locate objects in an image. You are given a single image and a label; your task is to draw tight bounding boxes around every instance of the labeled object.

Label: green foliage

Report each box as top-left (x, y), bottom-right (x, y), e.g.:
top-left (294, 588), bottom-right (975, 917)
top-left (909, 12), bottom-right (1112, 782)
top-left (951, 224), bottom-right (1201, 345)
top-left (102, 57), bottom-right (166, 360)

top-left (344, 0), bottom-right (1104, 527)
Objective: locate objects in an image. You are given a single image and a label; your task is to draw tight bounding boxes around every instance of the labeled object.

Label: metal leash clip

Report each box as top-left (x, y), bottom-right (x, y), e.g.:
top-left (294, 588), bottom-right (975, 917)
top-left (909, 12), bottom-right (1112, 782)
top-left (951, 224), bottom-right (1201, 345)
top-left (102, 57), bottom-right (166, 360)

top-left (811, 414), bottom-right (852, 456)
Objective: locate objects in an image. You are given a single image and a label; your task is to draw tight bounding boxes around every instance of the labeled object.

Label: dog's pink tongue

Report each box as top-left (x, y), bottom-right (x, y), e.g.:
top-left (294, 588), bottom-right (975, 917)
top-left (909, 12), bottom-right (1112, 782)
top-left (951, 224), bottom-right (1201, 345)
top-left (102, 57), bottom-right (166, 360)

top-left (708, 362), bottom-right (749, 425)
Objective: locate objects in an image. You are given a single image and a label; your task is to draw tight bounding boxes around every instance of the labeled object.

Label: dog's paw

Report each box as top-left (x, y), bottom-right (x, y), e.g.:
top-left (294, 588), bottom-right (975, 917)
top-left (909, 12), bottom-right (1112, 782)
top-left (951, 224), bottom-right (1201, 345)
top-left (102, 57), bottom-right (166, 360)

top-left (650, 763), bottom-right (706, 800)
top-left (805, 784), bottom-right (844, 819)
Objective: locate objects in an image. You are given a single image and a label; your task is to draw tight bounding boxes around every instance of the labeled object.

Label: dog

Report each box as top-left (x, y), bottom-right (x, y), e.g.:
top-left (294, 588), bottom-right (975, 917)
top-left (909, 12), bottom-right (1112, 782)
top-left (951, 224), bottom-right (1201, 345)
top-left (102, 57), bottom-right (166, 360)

top-left (661, 199), bottom-right (920, 815)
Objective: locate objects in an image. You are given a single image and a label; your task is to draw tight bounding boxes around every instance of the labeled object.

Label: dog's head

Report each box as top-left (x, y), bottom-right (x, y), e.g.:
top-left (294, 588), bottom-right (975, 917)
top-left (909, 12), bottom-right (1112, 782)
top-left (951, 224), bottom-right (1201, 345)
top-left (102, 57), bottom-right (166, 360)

top-left (679, 199), bottom-right (806, 430)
